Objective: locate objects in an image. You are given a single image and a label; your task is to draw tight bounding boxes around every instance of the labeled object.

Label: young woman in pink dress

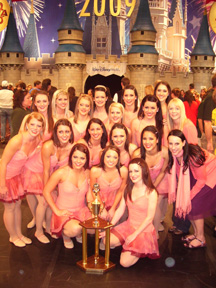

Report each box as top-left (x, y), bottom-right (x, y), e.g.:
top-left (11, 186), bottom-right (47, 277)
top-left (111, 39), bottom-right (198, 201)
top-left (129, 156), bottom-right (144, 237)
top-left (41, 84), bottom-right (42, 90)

top-left (154, 81), bottom-right (172, 146)
top-left (106, 158), bottom-right (159, 267)
top-left (41, 119), bottom-right (74, 236)
top-left (109, 123), bottom-right (137, 168)
top-left (90, 145), bottom-right (128, 221)
top-left (131, 95), bottom-right (163, 147)
top-left (93, 85), bottom-right (109, 126)
top-left (43, 143), bottom-right (92, 249)
top-left (52, 89), bottom-right (74, 123)
top-left (78, 118), bottom-right (107, 168)
top-left (106, 102), bottom-right (131, 141)
top-left (167, 98), bottom-right (198, 144)
top-left (122, 85), bottom-right (139, 130)
top-left (167, 129), bottom-right (216, 248)
top-left (71, 94), bottom-right (93, 142)
top-left (0, 112), bottom-right (45, 247)
top-left (21, 91), bottom-right (54, 243)
top-left (132, 126), bottom-right (169, 236)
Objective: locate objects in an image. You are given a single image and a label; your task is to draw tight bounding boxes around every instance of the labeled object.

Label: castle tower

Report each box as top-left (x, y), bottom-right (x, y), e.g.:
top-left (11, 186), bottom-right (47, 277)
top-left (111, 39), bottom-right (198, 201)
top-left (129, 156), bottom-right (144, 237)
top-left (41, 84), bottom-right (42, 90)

top-left (23, 0), bottom-right (40, 59)
top-left (116, 0), bottom-right (127, 54)
top-left (167, 0), bottom-right (187, 72)
top-left (128, 0), bottom-right (158, 98)
top-left (190, 9), bottom-right (215, 91)
top-left (55, 0), bottom-right (86, 92)
top-left (0, 6), bottom-right (24, 84)
top-left (83, 1), bottom-right (121, 57)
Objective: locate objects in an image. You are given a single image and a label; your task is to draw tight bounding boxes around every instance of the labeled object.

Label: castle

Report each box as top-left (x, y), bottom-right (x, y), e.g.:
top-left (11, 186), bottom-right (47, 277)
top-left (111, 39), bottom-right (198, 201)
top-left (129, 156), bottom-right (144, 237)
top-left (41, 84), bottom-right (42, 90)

top-left (0, 0), bottom-right (215, 99)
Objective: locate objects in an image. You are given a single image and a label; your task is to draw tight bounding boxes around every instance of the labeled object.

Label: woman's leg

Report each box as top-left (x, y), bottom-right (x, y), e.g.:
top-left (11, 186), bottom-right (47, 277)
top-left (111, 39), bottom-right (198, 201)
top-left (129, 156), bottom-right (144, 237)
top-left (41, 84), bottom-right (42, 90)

top-left (26, 194), bottom-right (38, 228)
top-left (34, 195), bottom-right (50, 243)
top-left (62, 219), bottom-right (82, 249)
top-left (3, 201), bottom-right (26, 247)
top-left (187, 218), bottom-right (206, 248)
top-left (120, 251), bottom-right (139, 268)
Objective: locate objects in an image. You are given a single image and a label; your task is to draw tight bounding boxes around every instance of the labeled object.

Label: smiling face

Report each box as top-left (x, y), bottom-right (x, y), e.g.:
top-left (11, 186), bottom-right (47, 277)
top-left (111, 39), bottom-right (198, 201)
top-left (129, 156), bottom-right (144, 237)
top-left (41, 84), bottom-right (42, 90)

top-left (110, 107), bottom-right (123, 123)
top-left (123, 89), bottom-right (136, 106)
top-left (94, 91), bottom-right (107, 107)
top-left (129, 163), bottom-right (142, 184)
top-left (56, 93), bottom-right (68, 111)
top-left (168, 135), bottom-right (185, 157)
top-left (22, 93), bottom-right (32, 109)
top-left (111, 128), bottom-right (126, 149)
top-left (57, 124), bottom-right (72, 145)
top-left (104, 149), bottom-right (119, 169)
top-left (143, 101), bottom-right (158, 120)
top-left (168, 103), bottom-right (181, 121)
top-left (34, 94), bottom-right (49, 114)
top-left (156, 84), bottom-right (169, 103)
top-left (78, 98), bottom-right (91, 116)
top-left (71, 149), bottom-right (87, 170)
top-left (88, 122), bottom-right (103, 141)
top-left (142, 131), bottom-right (158, 151)
top-left (26, 118), bottom-right (43, 138)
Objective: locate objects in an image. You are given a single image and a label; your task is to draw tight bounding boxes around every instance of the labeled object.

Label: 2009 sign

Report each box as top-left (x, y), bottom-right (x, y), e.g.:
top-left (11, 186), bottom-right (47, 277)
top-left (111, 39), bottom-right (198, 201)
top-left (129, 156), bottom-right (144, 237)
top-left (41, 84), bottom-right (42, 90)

top-left (80, 0), bottom-right (136, 17)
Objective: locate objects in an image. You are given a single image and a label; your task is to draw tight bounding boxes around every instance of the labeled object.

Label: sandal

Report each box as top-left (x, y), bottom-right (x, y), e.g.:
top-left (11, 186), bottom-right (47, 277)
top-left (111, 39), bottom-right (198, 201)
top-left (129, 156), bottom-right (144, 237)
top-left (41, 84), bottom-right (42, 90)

top-left (184, 237), bottom-right (206, 249)
top-left (181, 234), bottom-right (196, 244)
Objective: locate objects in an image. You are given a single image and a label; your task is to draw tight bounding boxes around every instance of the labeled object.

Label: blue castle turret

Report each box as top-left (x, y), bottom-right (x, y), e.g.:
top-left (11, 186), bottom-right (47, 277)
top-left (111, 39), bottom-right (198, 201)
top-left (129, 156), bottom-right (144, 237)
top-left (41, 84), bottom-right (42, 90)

top-left (190, 9), bottom-right (215, 89)
top-left (0, 6), bottom-right (24, 84)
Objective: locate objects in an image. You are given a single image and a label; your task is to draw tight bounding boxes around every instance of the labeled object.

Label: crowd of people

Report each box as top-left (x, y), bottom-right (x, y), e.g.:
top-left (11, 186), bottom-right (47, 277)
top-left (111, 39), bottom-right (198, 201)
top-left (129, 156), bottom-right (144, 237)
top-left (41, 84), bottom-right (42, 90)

top-left (0, 75), bottom-right (215, 268)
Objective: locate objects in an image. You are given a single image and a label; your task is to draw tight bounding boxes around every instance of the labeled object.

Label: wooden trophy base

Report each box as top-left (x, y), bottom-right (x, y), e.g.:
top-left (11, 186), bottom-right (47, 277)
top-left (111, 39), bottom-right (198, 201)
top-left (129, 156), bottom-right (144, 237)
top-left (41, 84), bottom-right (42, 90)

top-left (77, 255), bottom-right (115, 274)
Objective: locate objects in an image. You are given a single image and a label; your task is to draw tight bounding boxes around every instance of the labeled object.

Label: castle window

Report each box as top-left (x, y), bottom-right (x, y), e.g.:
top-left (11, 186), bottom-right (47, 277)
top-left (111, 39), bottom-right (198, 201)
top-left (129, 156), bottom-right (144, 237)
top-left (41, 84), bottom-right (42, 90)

top-left (7, 53), bottom-right (10, 57)
top-left (97, 38), bottom-right (106, 48)
top-left (141, 31), bottom-right (144, 35)
top-left (16, 53), bottom-right (19, 58)
top-left (213, 56), bottom-right (215, 61)
top-left (68, 30), bottom-right (71, 35)
top-left (68, 52), bottom-right (71, 57)
top-left (195, 56), bottom-right (198, 60)
top-left (140, 53), bottom-right (144, 57)
top-left (204, 56), bottom-right (207, 60)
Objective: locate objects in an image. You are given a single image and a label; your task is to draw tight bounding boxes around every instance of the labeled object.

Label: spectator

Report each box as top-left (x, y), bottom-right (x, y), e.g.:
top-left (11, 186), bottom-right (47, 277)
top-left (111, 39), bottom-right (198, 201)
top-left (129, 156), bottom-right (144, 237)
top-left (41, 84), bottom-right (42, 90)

top-left (0, 80), bottom-right (14, 143)
top-left (113, 77), bottom-right (130, 103)
top-left (184, 90), bottom-right (199, 126)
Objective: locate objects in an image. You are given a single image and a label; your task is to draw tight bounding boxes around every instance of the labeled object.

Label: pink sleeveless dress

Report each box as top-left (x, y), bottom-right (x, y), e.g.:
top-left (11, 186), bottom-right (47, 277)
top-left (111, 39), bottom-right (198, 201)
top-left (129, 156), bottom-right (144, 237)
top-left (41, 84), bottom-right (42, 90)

top-left (23, 151), bottom-right (68, 195)
top-left (51, 178), bottom-right (91, 236)
top-left (96, 170), bottom-right (122, 209)
top-left (149, 155), bottom-right (168, 195)
top-left (121, 152), bottom-right (130, 168)
top-left (111, 195), bottom-right (160, 259)
top-left (72, 122), bottom-right (86, 142)
top-left (89, 153), bottom-right (100, 168)
top-left (2, 146), bottom-right (40, 203)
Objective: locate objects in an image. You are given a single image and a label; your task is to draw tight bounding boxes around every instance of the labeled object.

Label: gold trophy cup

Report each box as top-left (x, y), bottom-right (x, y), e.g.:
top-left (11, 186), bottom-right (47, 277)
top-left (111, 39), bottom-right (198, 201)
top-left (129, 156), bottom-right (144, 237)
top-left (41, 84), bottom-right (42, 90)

top-left (76, 183), bottom-right (115, 274)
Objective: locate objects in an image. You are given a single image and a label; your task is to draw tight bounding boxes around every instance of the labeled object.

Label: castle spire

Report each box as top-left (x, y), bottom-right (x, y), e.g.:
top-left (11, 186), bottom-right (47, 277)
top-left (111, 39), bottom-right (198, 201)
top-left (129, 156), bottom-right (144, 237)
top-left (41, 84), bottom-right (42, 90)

top-left (131, 0), bottom-right (156, 32)
top-left (58, 0), bottom-right (83, 31)
top-left (191, 9), bottom-right (215, 56)
top-left (0, 6), bottom-right (23, 53)
top-left (23, 0), bottom-right (40, 59)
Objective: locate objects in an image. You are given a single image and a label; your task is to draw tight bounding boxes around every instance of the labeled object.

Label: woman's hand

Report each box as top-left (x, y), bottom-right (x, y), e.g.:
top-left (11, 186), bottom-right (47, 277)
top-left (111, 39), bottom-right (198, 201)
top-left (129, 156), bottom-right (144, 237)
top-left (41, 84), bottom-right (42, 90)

top-left (107, 207), bottom-right (115, 222)
top-left (55, 209), bottom-right (73, 217)
top-left (0, 185), bottom-right (8, 199)
top-left (100, 208), bottom-right (108, 220)
top-left (125, 232), bottom-right (137, 246)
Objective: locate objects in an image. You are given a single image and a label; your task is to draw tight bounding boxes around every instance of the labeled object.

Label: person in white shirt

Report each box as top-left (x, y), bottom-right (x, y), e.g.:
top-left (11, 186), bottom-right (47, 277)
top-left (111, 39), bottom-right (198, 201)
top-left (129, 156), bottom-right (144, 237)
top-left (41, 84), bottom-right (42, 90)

top-left (0, 80), bottom-right (14, 143)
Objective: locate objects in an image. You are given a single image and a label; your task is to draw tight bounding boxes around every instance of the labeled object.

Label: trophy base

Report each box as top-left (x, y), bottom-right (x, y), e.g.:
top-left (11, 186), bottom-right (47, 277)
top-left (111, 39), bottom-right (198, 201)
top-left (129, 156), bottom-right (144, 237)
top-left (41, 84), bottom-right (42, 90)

top-left (77, 255), bottom-right (115, 274)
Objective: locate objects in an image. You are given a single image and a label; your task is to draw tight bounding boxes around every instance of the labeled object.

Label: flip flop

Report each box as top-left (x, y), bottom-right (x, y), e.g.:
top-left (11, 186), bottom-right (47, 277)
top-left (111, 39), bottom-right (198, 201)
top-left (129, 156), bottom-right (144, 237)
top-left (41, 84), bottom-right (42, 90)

top-left (181, 234), bottom-right (196, 244)
top-left (184, 237), bottom-right (206, 249)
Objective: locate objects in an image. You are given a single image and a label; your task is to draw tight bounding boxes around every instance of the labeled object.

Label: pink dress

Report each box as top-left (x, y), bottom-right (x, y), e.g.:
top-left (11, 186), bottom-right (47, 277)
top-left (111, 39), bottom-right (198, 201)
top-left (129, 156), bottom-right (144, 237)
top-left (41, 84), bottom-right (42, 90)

top-left (121, 152), bottom-right (130, 168)
top-left (111, 195), bottom-right (160, 259)
top-left (183, 119), bottom-right (198, 144)
top-left (149, 155), bottom-right (168, 195)
top-left (89, 153), bottom-right (100, 168)
top-left (51, 179), bottom-right (91, 236)
top-left (23, 151), bottom-right (68, 195)
top-left (96, 170), bottom-right (122, 209)
top-left (2, 146), bottom-right (40, 203)
top-left (72, 122), bottom-right (86, 142)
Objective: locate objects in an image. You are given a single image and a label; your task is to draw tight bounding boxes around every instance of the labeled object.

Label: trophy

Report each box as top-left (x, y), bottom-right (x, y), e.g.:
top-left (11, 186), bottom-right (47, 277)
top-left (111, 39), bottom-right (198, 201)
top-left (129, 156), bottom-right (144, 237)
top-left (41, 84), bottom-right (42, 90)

top-left (77, 183), bottom-right (115, 274)
top-left (88, 183), bottom-right (104, 227)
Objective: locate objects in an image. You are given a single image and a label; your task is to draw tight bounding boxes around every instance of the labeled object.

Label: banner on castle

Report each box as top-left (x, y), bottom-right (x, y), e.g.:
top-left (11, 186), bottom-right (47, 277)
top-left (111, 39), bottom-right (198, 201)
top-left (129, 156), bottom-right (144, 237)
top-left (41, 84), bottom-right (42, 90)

top-left (0, 0), bottom-right (10, 32)
top-left (86, 62), bottom-right (126, 77)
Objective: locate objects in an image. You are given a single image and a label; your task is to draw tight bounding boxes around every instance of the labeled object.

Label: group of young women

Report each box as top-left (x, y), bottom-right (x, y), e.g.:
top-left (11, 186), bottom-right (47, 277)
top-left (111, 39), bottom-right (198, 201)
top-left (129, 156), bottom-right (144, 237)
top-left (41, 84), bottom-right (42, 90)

top-left (0, 81), bottom-right (215, 268)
